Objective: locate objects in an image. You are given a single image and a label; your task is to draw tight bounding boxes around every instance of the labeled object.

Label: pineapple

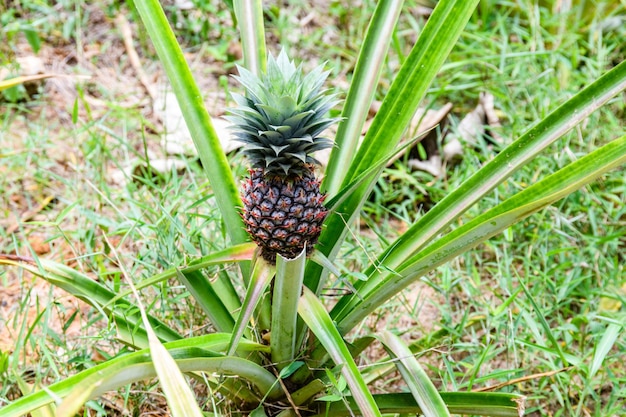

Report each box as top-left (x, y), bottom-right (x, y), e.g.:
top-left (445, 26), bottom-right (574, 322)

top-left (228, 51), bottom-right (339, 263)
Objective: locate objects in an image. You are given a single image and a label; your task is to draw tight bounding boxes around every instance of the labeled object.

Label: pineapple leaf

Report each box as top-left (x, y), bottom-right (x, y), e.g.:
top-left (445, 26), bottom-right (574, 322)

top-left (282, 110), bottom-right (315, 129)
top-left (306, 0), bottom-right (481, 294)
top-left (285, 152), bottom-right (307, 163)
top-left (269, 144), bottom-right (291, 156)
top-left (230, 50), bottom-right (338, 178)
top-left (257, 104), bottom-right (285, 126)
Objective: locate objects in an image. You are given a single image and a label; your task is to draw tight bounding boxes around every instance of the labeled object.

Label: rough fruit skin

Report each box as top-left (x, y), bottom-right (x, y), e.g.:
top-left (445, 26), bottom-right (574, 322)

top-left (242, 168), bottom-right (328, 263)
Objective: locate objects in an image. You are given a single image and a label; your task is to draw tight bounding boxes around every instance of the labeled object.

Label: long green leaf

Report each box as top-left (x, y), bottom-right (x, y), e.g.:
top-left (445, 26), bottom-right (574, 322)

top-left (227, 258), bottom-right (276, 356)
top-left (317, 392), bottom-right (525, 417)
top-left (233, 0), bottom-right (266, 75)
top-left (298, 288), bottom-right (382, 417)
top-left (12, 375), bottom-right (56, 417)
top-left (128, 275), bottom-right (204, 417)
top-left (0, 335), bottom-right (274, 417)
top-left (57, 380), bottom-right (98, 417)
top-left (335, 134), bottom-right (626, 331)
top-left (306, 0), bottom-right (480, 293)
top-left (271, 249), bottom-right (306, 370)
top-left (323, 0), bottom-right (404, 196)
top-left (0, 256), bottom-right (181, 346)
top-left (364, 58), bottom-right (626, 285)
top-left (144, 313), bottom-right (205, 417)
top-left (362, 316), bottom-right (487, 386)
top-left (105, 242), bottom-right (255, 308)
top-left (69, 244), bottom-right (205, 417)
top-left (176, 269), bottom-right (235, 333)
top-left (329, 33), bottom-right (626, 329)
top-left (133, 0), bottom-right (249, 251)
top-left (57, 340), bottom-right (204, 417)
top-left (324, 129), bottom-right (432, 213)
top-left (331, 55), bottom-right (626, 318)
top-left (379, 331), bottom-right (450, 417)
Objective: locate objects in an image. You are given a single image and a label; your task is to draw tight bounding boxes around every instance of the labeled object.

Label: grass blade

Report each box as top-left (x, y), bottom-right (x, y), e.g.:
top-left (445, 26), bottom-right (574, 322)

top-left (298, 288), bottom-right (381, 417)
top-left (589, 323), bottom-right (621, 379)
top-left (517, 277), bottom-right (569, 366)
top-left (271, 249), bottom-right (306, 370)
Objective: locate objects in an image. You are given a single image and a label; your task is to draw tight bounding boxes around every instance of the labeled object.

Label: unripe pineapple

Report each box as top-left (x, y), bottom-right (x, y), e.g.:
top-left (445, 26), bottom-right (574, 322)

top-left (228, 51), bottom-right (339, 263)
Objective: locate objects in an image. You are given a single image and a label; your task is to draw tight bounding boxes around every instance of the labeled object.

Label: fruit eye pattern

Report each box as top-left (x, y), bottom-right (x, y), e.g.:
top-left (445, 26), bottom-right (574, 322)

top-left (241, 169), bottom-right (328, 262)
top-left (229, 50), bottom-right (339, 263)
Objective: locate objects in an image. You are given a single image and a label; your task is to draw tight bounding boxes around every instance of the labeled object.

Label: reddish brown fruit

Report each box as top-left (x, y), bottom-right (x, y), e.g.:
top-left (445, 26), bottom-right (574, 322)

top-left (241, 168), bottom-right (328, 263)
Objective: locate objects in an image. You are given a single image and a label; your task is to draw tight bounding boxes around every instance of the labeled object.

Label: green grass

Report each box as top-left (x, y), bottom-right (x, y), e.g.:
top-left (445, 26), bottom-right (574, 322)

top-left (1, 1), bottom-right (625, 416)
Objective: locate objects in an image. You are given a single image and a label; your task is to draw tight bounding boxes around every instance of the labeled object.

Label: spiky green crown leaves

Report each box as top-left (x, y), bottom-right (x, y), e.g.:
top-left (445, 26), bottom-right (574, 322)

top-left (227, 50), bottom-right (340, 177)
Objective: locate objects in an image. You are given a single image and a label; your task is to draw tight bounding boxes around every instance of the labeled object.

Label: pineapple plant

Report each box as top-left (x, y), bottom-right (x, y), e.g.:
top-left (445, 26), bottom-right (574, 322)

top-left (4, 1), bottom-right (625, 415)
top-left (228, 51), bottom-right (339, 262)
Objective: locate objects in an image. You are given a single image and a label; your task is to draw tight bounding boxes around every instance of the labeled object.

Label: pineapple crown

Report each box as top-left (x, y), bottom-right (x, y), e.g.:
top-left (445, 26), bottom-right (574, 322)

top-left (227, 50), bottom-right (340, 177)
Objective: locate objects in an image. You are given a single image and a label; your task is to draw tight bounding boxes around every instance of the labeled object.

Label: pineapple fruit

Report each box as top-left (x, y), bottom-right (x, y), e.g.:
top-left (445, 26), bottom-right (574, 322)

top-left (228, 51), bottom-right (339, 263)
